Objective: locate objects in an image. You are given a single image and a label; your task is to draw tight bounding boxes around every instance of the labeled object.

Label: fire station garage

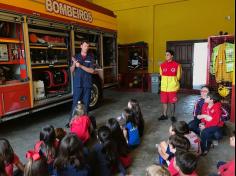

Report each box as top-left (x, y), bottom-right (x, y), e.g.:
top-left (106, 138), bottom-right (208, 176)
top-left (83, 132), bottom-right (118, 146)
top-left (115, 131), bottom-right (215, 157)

top-left (0, 0), bottom-right (235, 175)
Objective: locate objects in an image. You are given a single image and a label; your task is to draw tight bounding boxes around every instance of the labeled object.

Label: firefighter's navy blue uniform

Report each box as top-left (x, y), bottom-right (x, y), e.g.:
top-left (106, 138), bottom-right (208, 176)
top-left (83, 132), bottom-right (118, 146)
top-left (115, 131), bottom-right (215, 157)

top-left (71, 53), bottom-right (94, 115)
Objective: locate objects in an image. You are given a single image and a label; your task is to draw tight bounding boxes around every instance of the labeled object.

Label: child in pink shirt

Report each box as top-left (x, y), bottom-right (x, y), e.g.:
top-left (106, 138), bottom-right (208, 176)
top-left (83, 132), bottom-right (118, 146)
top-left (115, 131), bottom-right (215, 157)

top-left (70, 101), bottom-right (93, 144)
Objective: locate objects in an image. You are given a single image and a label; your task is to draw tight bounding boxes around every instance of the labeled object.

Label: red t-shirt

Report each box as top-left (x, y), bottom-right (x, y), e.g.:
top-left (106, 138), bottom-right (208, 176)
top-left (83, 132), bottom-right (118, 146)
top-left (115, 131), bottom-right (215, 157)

top-left (119, 154), bottom-right (132, 168)
top-left (168, 158), bottom-right (198, 176)
top-left (70, 115), bottom-right (91, 143)
top-left (168, 158), bottom-right (179, 176)
top-left (201, 102), bottom-right (223, 128)
top-left (218, 159), bottom-right (235, 176)
top-left (5, 154), bottom-right (20, 176)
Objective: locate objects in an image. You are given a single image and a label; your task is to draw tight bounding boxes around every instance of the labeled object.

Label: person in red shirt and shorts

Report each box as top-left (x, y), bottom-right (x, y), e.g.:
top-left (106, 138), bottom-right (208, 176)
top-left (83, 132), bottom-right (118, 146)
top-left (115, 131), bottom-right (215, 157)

top-left (159, 50), bottom-right (182, 122)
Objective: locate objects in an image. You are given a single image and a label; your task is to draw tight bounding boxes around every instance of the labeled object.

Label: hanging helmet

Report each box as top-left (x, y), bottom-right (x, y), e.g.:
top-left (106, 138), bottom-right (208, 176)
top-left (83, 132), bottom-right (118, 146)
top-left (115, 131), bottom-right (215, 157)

top-left (29, 33), bottom-right (38, 43)
top-left (218, 85), bottom-right (230, 97)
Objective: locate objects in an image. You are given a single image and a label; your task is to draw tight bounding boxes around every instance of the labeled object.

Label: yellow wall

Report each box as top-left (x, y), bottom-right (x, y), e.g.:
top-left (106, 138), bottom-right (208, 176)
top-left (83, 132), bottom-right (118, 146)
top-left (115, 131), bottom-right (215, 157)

top-left (116, 6), bottom-right (154, 72)
top-left (154, 0), bottom-right (235, 72)
top-left (93, 0), bottom-right (235, 73)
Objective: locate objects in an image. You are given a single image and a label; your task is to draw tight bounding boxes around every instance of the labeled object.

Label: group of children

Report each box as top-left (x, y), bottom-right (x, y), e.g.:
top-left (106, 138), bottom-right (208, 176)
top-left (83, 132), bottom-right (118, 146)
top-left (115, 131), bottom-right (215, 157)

top-left (0, 89), bottom-right (235, 176)
top-left (153, 121), bottom-right (199, 176)
top-left (149, 128), bottom-right (235, 176)
top-left (149, 86), bottom-right (235, 176)
top-left (0, 99), bottom-right (145, 176)
top-left (188, 86), bottom-right (228, 155)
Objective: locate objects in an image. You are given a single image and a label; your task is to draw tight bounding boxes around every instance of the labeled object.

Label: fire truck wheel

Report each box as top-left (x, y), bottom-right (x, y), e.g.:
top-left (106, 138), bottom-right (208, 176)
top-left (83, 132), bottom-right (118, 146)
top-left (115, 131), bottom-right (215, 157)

top-left (89, 77), bottom-right (102, 110)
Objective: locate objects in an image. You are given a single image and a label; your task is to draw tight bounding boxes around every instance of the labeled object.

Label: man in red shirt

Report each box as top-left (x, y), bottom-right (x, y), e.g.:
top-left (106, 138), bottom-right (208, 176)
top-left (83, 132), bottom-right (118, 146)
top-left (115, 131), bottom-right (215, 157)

top-left (159, 50), bottom-right (181, 122)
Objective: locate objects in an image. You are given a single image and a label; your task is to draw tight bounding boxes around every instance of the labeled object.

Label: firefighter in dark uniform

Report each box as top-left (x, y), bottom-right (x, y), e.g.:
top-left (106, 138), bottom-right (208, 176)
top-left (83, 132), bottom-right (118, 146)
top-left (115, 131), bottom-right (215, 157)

top-left (69, 40), bottom-right (95, 121)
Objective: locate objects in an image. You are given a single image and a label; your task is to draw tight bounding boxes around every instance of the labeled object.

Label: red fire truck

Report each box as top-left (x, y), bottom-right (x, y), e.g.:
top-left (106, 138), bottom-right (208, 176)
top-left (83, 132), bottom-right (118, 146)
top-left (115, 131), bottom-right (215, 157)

top-left (0, 0), bottom-right (118, 122)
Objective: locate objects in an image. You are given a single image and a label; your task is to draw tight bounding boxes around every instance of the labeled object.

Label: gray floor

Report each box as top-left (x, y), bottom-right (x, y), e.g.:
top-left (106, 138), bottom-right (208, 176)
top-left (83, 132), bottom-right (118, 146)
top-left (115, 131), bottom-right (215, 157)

top-left (0, 89), bottom-right (235, 176)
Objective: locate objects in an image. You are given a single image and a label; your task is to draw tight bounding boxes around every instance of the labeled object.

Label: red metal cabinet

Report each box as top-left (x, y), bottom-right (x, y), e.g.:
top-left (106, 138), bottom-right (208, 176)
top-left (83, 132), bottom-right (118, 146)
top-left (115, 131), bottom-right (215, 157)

top-left (0, 95), bottom-right (3, 116)
top-left (0, 82), bottom-right (30, 116)
top-left (231, 85), bottom-right (235, 122)
top-left (207, 35), bottom-right (235, 122)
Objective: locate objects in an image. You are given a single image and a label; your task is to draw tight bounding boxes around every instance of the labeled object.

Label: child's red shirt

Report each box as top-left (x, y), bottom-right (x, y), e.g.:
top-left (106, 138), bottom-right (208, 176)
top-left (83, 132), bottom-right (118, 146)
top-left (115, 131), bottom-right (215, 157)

top-left (201, 102), bottom-right (223, 128)
top-left (218, 159), bottom-right (235, 176)
top-left (70, 115), bottom-right (91, 143)
top-left (4, 153), bottom-right (20, 176)
top-left (168, 157), bottom-right (198, 176)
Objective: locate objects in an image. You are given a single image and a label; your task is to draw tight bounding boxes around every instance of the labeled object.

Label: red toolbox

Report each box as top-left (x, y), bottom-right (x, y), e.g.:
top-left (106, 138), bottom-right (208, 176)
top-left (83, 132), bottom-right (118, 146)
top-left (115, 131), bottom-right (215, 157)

top-left (0, 82), bottom-right (31, 116)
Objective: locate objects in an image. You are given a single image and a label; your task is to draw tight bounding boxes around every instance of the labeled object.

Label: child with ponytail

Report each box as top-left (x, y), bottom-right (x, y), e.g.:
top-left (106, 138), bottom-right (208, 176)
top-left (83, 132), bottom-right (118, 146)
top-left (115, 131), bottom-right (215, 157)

top-left (24, 151), bottom-right (49, 176)
top-left (92, 126), bottom-right (126, 176)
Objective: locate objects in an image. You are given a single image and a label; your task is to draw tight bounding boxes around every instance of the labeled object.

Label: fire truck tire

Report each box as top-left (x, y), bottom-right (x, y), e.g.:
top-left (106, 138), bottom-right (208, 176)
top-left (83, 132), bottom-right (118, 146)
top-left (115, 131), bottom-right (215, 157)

top-left (89, 77), bottom-right (102, 110)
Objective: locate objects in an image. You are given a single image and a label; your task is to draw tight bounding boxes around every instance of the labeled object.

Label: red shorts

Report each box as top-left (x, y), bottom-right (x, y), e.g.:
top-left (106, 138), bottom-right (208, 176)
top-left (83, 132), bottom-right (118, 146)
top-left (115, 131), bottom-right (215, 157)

top-left (119, 154), bottom-right (132, 168)
top-left (160, 91), bottom-right (177, 103)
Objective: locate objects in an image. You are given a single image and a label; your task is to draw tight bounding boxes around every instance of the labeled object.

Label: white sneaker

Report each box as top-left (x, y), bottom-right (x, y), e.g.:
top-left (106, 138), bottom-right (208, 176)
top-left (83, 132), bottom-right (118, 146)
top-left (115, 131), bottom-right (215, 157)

top-left (212, 140), bottom-right (219, 146)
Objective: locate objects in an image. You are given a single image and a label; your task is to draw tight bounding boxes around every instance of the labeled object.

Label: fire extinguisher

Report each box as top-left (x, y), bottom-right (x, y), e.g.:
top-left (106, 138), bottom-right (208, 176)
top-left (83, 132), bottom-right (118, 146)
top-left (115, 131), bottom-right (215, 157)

top-left (17, 25), bottom-right (28, 81)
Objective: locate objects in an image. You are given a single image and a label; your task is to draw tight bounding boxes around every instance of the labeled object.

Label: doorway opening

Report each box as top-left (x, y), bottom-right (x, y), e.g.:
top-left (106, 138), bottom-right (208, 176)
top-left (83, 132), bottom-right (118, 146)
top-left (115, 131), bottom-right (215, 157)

top-left (192, 42), bottom-right (208, 90)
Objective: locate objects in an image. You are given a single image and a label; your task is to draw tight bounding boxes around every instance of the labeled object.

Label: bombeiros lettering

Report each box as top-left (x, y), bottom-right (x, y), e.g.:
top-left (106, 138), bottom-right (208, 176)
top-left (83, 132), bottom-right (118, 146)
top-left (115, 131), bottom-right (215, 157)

top-left (46, 0), bottom-right (93, 23)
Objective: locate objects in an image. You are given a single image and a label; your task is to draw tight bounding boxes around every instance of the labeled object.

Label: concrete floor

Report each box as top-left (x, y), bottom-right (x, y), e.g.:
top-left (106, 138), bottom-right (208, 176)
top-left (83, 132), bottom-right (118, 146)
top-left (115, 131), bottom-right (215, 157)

top-left (0, 89), bottom-right (235, 176)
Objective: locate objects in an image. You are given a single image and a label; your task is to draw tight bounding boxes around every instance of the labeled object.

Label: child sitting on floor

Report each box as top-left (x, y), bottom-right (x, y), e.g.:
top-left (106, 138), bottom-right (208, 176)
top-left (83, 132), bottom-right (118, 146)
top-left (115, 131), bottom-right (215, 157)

top-left (123, 108), bottom-right (140, 149)
top-left (106, 118), bottom-right (132, 168)
top-left (70, 101), bottom-right (93, 144)
top-left (0, 138), bottom-right (24, 176)
top-left (173, 151), bottom-right (198, 176)
top-left (163, 135), bottom-right (190, 176)
top-left (92, 126), bottom-right (127, 176)
top-left (127, 99), bottom-right (145, 137)
top-left (53, 133), bottom-right (90, 176)
top-left (156, 134), bottom-right (190, 167)
top-left (156, 121), bottom-right (200, 166)
top-left (24, 151), bottom-right (50, 176)
top-left (188, 86), bottom-right (210, 135)
top-left (197, 92), bottom-right (223, 155)
top-left (34, 125), bottom-right (59, 175)
top-left (170, 121), bottom-right (201, 155)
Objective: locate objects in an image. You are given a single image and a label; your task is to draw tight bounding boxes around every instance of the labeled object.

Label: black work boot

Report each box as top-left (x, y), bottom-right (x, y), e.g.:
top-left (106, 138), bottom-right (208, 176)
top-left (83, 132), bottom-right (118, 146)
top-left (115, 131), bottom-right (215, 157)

top-left (158, 115), bottom-right (168, 121)
top-left (171, 116), bottom-right (177, 122)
